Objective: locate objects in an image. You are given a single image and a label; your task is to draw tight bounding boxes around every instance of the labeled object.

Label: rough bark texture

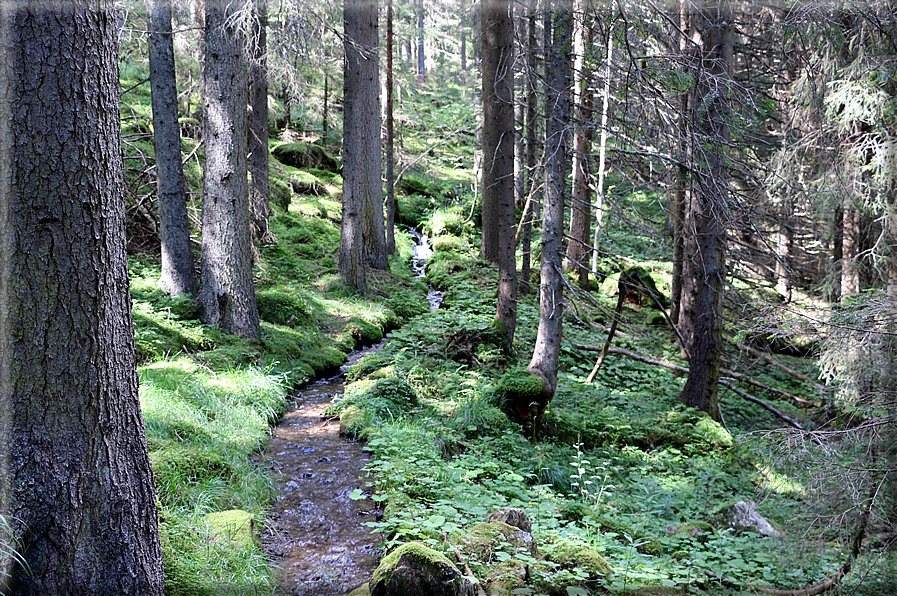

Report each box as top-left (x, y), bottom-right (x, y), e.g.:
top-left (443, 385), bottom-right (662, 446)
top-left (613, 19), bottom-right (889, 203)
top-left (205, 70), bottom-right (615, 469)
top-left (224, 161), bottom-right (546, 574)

top-left (341, 0), bottom-right (383, 290)
top-left (148, 0), bottom-right (197, 296)
top-left (482, 0), bottom-right (518, 345)
top-left (199, 0), bottom-right (261, 338)
top-left (528, 0), bottom-right (571, 411)
top-left (250, 0), bottom-right (272, 244)
top-left (385, 0), bottom-right (397, 255)
top-left (0, 3), bottom-right (164, 593)
top-left (677, 0), bottom-right (731, 421)
top-left (564, 0), bottom-right (593, 290)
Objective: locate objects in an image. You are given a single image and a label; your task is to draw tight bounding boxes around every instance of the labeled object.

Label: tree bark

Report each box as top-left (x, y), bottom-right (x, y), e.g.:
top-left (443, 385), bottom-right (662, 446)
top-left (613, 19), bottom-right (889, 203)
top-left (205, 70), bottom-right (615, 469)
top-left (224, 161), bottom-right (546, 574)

top-left (589, 20), bottom-right (613, 273)
top-left (564, 0), bottom-right (593, 290)
top-left (250, 0), bottom-right (272, 244)
top-left (841, 204), bottom-right (861, 299)
top-left (519, 0), bottom-right (538, 296)
top-left (677, 0), bottom-right (731, 422)
top-left (385, 0), bottom-right (397, 255)
top-left (148, 0), bottom-right (197, 296)
top-left (0, 2), bottom-right (164, 592)
top-left (528, 0), bottom-right (572, 408)
top-left (417, 0), bottom-right (426, 83)
top-left (482, 0), bottom-right (518, 345)
top-left (199, 0), bottom-right (261, 339)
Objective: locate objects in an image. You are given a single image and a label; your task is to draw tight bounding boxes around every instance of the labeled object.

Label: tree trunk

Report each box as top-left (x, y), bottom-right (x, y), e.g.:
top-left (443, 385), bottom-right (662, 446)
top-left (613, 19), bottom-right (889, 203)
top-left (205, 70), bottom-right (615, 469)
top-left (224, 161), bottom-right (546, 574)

top-left (250, 0), bottom-right (272, 244)
top-left (590, 15), bottom-right (613, 273)
top-left (417, 0), bottom-right (426, 83)
top-left (528, 0), bottom-right (571, 410)
top-left (775, 201), bottom-right (793, 303)
top-left (385, 0), bottom-right (397, 255)
top-left (564, 0), bottom-right (593, 290)
top-left (482, 0), bottom-right (518, 346)
top-left (342, 0), bottom-right (384, 290)
top-left (199, 0), bottom-right (261, 339)
top-left (519, 0), bottom-right (538, 296)
top-left (460, 0), bottom-right (468, 75)
top-left (677, 0), bottom-right (731, 422)
top-left (0, 2), bottom-right (164, 592)
top-left (148, 0), bottom-right (197, 296)
top-left (841, 204), bottom-right (861, 299)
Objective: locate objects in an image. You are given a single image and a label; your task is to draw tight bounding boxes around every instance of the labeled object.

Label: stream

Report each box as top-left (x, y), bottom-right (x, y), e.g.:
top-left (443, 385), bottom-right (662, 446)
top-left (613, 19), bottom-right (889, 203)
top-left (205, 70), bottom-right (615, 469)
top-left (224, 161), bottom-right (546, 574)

top-left (261, 232), bottom-right (440, 594)
top-left (260, 349), bottom-right (382, 596)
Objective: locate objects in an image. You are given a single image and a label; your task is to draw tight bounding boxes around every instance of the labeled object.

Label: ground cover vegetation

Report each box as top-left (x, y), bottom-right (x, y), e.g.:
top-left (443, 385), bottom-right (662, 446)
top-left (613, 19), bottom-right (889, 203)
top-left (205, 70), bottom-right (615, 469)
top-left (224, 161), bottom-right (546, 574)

top-left (121, 0), bottom-right (893, 592)
top-left (3, 0), bottom-right (894, 594)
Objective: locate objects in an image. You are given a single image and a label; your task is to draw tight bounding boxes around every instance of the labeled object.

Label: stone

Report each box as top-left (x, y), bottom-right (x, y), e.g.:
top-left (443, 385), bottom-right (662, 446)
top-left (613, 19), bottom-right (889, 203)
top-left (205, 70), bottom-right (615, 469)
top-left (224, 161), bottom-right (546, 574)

top-left (369, 541), bottom-right (475, 596)
top-left (485, 507), bottom-right (532, 534)
top-left (715, 500), bottom-right (782, 537)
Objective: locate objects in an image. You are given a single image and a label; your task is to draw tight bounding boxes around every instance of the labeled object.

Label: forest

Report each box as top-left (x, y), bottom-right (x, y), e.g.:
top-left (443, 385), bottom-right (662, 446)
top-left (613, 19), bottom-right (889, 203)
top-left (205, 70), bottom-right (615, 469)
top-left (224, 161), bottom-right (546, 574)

top-left (0, 0), bottom-right (895, 594)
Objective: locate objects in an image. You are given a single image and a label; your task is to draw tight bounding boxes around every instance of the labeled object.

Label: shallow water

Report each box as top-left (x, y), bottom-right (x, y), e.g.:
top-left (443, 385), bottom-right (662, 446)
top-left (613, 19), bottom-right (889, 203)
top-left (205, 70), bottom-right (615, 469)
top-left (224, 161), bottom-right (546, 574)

top-left (260, 360), bottom-right (382, 595)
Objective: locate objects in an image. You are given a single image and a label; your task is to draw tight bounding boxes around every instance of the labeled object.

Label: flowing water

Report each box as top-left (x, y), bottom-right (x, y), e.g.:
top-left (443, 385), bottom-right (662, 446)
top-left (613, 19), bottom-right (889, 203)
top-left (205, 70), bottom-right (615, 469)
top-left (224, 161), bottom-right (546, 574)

top-left (260, 351), bottom-right (382, 596)
top-left (261, 234), bottom-right (440, 594)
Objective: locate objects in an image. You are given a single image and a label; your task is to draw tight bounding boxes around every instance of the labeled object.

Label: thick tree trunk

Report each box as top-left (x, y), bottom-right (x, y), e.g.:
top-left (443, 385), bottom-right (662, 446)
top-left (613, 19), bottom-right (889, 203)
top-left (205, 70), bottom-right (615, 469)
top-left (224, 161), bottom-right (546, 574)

top-left (677, 0), bottom-right (731, 422)
top-left (250, 0), bottom-right (272, 244)
top-left (199, 0), bottom-right (261, 338)
top-left (564, 0), bottom-right (593, 290)
top-left (0, 3), bottom-right (164, 592)
top-left (482, 0), bottom-right (518, 346)
top-left (528, 0), bottom-right (571, 410)
top-left (385, 0), bottom-right (397, 255)
top-left (342, 0), bottom-right (384, 290)
top-left (841, 205), bottom-right (861, 299)
top-left (148, 0), bottom-right (197, 296)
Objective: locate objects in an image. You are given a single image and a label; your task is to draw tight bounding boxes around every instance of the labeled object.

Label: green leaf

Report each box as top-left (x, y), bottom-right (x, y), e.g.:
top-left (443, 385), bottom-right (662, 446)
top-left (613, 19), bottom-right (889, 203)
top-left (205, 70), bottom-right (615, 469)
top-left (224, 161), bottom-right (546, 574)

top-left (349, 488), bottom-right (367, 501)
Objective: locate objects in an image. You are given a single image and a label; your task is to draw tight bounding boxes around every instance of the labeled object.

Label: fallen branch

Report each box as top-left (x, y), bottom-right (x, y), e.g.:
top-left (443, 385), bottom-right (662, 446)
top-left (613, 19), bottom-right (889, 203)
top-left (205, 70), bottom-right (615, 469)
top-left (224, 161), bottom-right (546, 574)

top-left (575, 344), bottom-right (807, 430)
top-left (736, 342), bottom-right (827, 393)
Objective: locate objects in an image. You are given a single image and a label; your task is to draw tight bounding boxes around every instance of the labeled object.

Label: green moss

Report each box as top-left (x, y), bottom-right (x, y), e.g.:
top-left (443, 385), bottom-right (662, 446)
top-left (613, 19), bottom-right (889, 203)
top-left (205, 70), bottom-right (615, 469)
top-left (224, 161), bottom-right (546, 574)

top-left (668, 521), bottom-right (714, 541)
top-left (340, 405), bottom-right (365, 438)
top-left (159, 510), bottom-right (209, 596)
top-left (149, 444), bottom-right (234, 487)
top-left (256, 285), bottom-right (313, 328)
top-left (348, 584), bottom-right (371, 596)
top-left (497, 369), bottom-right (544, 400)
top-left (370, 541), bottom-right (458, 585)
top-left (271, 142), bottom-right (339, 172)
top-left (339, 316), bottom-right (384, 348)
top-left (486, 559), bottom-right (528, 594)
top-left (454, 521), bottom-right (533, 561)
top-left (429, 234), bottom-right (468, 253)
top-left (423, 205), bottom-right (467, 237)
top-left (347, 352), bottom-right (394, 382)
top-left (546, 543), bottom-right (612, 577)
top-left (202, 510), bottom-right (255, 548)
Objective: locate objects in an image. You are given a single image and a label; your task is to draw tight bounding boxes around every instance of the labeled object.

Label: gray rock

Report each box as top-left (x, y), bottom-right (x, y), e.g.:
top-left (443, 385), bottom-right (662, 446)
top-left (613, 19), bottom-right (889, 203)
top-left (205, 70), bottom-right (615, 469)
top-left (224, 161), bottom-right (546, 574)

top-left (717, 500), bottom-right (782, 538)
top-left (485, 507), bottom-right (532, 534)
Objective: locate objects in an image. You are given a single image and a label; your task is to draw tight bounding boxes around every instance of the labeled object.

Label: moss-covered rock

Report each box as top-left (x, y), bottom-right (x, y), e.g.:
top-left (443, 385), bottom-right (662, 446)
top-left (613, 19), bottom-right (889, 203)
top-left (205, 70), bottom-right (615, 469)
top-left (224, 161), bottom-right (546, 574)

top-left (272, 142), bottom-right (339, 172)
top-left (202, 510), bottom-right (255, 548)
top-left (455, 521), bottom-right (537, 561)
top-left (149, 443), bottom-right (234, 488)
top-left (665, 521), bottom-right (714, 542)
top-left (545, 543), bottom-right (612, 577)
top-left (369, 542), bottom-right (474, 596)
top-left (348, 584), bottom-right (371, 596)
top-left (339, 316), bottom-right (384, 349)
top-left (485, 507), bottom-right (532, 534)
top-left (429, 234), bottom-right (468, 253)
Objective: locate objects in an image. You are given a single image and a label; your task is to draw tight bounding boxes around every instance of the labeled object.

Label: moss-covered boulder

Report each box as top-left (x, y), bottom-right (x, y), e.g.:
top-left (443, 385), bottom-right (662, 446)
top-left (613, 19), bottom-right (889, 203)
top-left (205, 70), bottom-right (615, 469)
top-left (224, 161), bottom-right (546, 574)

top-left (455, 521), bottom-right (537, 561)
top-left (665, 521), bottom-right (714, 542)
top-left (149, 442), bottom-right (234, 487)
top-left (272, 142), bottom-right (339, 172)
top-left (348, 584), bottom-right (371, 596)
top-left (339, 405), bottom-right (365, 438)
top-left (202, 510), bottom-right (255, 548)
top-left (339, 316), bottom-right (384, 349)
top-left (545, 543), bottom-right (612, 577)
top-left (369, 542), bottom-right (475, 596)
